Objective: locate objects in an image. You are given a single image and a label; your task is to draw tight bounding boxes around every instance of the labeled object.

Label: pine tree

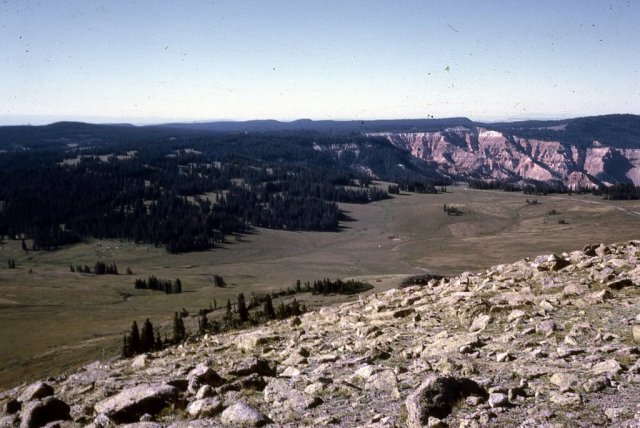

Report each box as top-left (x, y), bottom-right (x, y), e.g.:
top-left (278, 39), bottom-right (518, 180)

top-left (263, 294), bottom-right (275, 320)
top-left (122, 334), bottom-right (131, 358)
top-left (225, 299), bottom-right (232, 320)
top-left (140, 318), bottom-right (155, 353)
top-left (237, 293), bottom-right (248, 322)
top-left (129, 321), bottom-right (141, 355)
top-left (172, 312), bottom-right (185, 343)
top-left (198, 312), bottom-right (208, 335)
top-left (173, 278), bottom-right (182, 294)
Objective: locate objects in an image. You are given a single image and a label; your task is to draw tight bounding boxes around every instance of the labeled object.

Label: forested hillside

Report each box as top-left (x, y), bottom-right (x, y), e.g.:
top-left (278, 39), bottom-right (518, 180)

top-left (0, 124), bottom-right (443, 252)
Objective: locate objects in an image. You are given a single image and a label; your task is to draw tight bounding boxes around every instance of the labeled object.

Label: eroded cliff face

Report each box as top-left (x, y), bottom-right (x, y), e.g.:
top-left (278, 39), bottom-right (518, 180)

top-left (374, 128), bottom-right (640, 188)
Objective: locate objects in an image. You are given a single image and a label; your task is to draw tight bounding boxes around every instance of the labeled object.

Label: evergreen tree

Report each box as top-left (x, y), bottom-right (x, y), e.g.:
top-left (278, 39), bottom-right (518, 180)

top-left (237, 293), bottom-right (249, 322)
top-left (263, 294), bottom-right (275, 320)
top-left (122, 334), bottom-right (131, 358)
top-left (225, 299), bottom-right (232, 320)
top-left (198, 312), bottom-right (208, 335)
top-left (172, 312), bottom-right (185, 343)
top-left (140, 318), bottom-right (155, 353)
top-left (129, 321), bottom-right (141, 355)
top-left (173, 278), bottom-right (182, 294)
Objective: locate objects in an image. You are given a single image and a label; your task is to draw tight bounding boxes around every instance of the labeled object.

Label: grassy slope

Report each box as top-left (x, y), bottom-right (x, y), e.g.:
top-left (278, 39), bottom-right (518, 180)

top-left (0, 186), bottom-right (639, 388)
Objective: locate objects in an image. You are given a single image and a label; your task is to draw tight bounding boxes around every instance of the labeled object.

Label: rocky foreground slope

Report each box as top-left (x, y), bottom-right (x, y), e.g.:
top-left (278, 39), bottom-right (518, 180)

top-left (3, 241), bottom-right (640, 427)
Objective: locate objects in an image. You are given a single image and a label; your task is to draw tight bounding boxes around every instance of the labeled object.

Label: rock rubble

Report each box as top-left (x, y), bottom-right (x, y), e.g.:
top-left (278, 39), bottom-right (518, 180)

top-left (2, 240), bottom-right (640, 427)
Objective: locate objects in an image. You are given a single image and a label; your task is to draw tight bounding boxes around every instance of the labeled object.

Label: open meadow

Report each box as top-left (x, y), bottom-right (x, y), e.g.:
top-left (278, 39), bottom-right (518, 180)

top-left (1, 186), bottom-right (640, 388)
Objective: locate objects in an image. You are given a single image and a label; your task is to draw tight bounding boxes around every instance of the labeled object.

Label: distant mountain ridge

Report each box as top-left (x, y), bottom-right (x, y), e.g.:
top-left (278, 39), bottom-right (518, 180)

top-left (1, 114), bottom-right (639, 187)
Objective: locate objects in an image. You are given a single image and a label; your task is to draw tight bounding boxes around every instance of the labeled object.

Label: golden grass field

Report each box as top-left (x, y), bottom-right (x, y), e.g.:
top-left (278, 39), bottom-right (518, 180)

top-left (1, 186), bottom-right (639, 388)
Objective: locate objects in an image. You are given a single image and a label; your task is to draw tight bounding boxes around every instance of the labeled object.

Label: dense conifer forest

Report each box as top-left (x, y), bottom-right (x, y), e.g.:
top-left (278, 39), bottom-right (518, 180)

top-left (0, 125), bottom-right (441, 252)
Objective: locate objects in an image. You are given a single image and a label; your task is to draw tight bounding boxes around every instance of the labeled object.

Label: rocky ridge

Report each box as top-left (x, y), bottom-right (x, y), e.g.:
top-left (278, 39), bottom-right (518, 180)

top-left (2, 241), bottom-right (640, 427)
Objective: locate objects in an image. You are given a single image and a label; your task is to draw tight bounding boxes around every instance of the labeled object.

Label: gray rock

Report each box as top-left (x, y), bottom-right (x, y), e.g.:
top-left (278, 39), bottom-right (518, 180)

top-left (469, 314), bottom-right (491, 333)
top-left (549, 373), bottom-right (579, 392)
top-left (94, 383), bottom-right (177, 423)
top-left (131, 355), bottom-right (148, 369)
top-left (0, 415), bottom-right (18, 428)
top-left (536, 320), bottom-right (556, 336)
top-left (402, 376), bottom-right (487, 428)
top-left (187, 364), bottom-right (225, 393)
top-left (590, 359), bottom-right (623, 377)
top-left (488, 393), bottom-right (509, 408)
top-left (19, 397), bottom-right (70, 428)
top-left (549, 392), bottom-right (582, 407)
top-left (186, 397), bottom-right (223, 417)
top-left (17, 382), bottom-right (54, 403)
top-left (607, 278), bottom-right (634, 290)
top-left (220, 402), bottom-right (267, 427)
top-left (582, 376), bottom-right (610, 393)
top-left (264, 378), bottom-right (321, 411)
top-left (227, 357), bottom-right (276, 377)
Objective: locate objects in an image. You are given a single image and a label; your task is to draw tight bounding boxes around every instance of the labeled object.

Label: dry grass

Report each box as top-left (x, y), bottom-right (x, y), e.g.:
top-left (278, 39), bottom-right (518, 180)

top-left (0, 186), bottom-right (639, 388)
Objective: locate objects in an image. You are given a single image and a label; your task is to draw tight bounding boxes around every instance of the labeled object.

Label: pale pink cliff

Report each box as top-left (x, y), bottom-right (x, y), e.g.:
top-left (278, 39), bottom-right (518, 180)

top-left (373, 128), bottom-right (640, 188)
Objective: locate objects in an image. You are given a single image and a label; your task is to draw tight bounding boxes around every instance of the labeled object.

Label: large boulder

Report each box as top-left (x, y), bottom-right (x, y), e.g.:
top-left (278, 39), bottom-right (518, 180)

top-left (227, 357), bottom-right (277, 377)
top-left (402, 376), bottom-right (487, 428)
top-left (19, 397), bottom-right (70, 428)
top-left (220, 402), bottom-right (268, 427)
top-left (94, 383), bottom-right (177, 423)
top-left (17, 382), bottom-right (54, 403)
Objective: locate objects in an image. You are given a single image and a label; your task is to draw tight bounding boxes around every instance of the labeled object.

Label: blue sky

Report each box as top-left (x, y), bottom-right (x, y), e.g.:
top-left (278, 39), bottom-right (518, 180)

top-left (1, 0), bottom-right (639, 124)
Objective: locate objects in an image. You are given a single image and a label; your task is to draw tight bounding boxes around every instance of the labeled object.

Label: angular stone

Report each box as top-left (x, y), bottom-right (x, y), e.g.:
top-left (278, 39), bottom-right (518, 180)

top-left (632, 326), bottom-right (640, 344)
top-left (365, 369), bottom-right (400, 397)
top-left (582, 377), bottom-right (610, 393)
top-left (188, 364), bottom-right (225, 393)
top-left (590, 359), bottom-right (623, 377)
top-left (19, 397), bottom-right (70, 428)
top-left (186, 397), bottom-right (223, 418)
top-left (17, 382), bottom-right (54, 403)
top-left (94, 384), bottom-right (177, 423)
top-left (469, 314), bottom-right (491, 333)
top-left (607, 278), bottom-right (634, 290)
top-left (131, 354), bottom-right (148, 369)
top-left (235, 332), bottom-right (279, 352)
top-left (549, 373), bottom-right (579, 392)
top-left (550, 392), bottom-right (582, 407)
top-left (402, 376), bottom-right (487, 428)
top-left (264, 378), bottom-right (320, 411)
top-left (220, 402), bottom-right (267, 427)
top-left (536, 320), bottom-right (556, 336)
top-left (227, 357), bottom-right (276, 377)
top-left (488, 393), bottom-right (508, 408)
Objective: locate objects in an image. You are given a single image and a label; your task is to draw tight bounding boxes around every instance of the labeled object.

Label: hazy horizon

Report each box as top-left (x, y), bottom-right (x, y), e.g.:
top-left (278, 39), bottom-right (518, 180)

top-left (2, 1), bottom-right (639, 125)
